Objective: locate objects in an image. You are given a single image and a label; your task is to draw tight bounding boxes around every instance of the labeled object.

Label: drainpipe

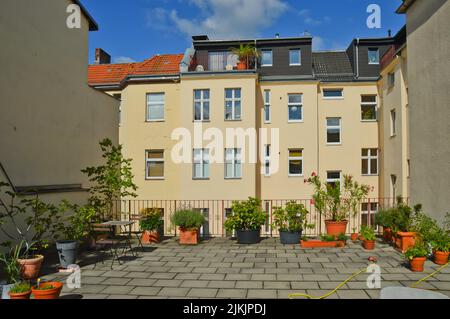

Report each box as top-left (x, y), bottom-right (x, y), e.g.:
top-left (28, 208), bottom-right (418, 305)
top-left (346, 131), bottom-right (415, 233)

top-left (356, 38), bottom-right (360, 79)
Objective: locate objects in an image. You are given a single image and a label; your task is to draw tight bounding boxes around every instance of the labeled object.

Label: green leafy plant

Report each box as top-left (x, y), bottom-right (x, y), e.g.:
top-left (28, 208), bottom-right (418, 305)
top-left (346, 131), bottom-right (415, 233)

top-left (82, 138), bottom-right (138, 221)
top-left (360, 225), bottom-right (376, 241)
top-left (230, 44), bottom-right (260, 66)
top-left (271, 201), bottom-right (314, 232)
top-left (320, 234), bottom-right (336, 242)
top-left (9, 281), bottom-right (31, 294)
top-left (405, 242), bottom-right (428, 261)
top-left (431, 229), bottom-right (450, 253)
top-left (337, 233), bottom-right (348, 242)
top-left (224, 197), bottom-right (267, 232)
top-left (0, 242), bottom-right (22, 284)
top-left (410, 206), bottom-right (441, 245)
top-left (305, 173), bottom-right (372, 222)
top-left (139, 208), bottom-right (163, 231)
top-left (375, 208), bottom-right (394, 228)
top-left (64, 204), bottom-right (97, 241)
top-left (171, 210), bottom-right (204, 231)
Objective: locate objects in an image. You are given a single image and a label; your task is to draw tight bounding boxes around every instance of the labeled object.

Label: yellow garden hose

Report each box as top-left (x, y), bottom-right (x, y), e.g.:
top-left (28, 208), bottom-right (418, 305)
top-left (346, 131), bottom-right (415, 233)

top-left (288, 262), bottom-right (449, 299)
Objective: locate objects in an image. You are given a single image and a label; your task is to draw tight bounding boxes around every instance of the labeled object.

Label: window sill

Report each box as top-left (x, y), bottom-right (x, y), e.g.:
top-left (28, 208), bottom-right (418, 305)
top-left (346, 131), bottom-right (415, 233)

top-left (225, 119), bottom-right (242, 122)
top-left (225, 177), bottom-right (242, 180)
top-left (261, 65), bottom-right (273, 67)
top-left (361, 119), bottom-right (378, 123)
top-left (362, 174), bottom-right (379, 177)
top-left (288, 174), bottom-right (304, 178)
top-left (193, 178), bottom-right (210, 181)
top-left (326, 143), bottom-right (342, 146)
top-left (289, 64), bottom-right (302, 66)
top-left (146, 119), bottom-right (165, 123)
top-left (193, 120), bottom-right (211, 123)
top-left (323, 97), bottom-right (344, 100)
top-left (288, 120), bottom-right (304, 123)
top-left (146, 177), bottom-right (165, 180)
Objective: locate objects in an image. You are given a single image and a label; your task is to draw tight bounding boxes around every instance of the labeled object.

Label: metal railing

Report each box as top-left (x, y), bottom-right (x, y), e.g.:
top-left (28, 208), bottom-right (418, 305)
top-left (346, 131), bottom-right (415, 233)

top-left (111, 197), bottom-right (406, 238)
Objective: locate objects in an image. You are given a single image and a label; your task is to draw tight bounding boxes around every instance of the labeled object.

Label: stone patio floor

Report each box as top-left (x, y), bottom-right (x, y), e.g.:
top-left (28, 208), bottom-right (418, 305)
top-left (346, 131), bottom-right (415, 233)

top-left (41, 237), bottom-right (450, 299)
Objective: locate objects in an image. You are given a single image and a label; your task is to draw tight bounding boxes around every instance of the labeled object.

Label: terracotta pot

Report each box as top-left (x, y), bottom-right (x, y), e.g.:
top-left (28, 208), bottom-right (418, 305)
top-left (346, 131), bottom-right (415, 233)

top-left (409, 257), bottom-right (426, 272)
top-left (236, 61), bottom-right (247, 70)
top-left (300, 240), bottom-right (345, 248)
top-left (141, 230), bottom-right (160, 244)
top-left (325, 220), bottom-right (348, 236)
top-left (17, 255), bottom-right (44, 280)
top-left (433, 251), bottom-right (449, 265)
top-left (351, 233), bottom-right (359, 241)
top-left (383, 227), bottom-right (393, 243)
top-left (179, 229), bottom-right (198, 245)
top-left (396, 232), bottom-right (416, 253)
top-left (363, 240), bottom-right (375, 250)
top-left (32, 282), bottom-right (63, 299)
top-left (9, 290), bottom-right (32, 300)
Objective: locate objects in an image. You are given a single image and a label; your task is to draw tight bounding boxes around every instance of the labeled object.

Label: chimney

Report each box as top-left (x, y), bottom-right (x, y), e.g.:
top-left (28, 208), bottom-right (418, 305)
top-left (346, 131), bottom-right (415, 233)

top-left (95, 48), bottom-right (111, 64)
top-left (275, 33), bottom-right (280, 39)
top-left (388, 29), bottom-right (392, 37)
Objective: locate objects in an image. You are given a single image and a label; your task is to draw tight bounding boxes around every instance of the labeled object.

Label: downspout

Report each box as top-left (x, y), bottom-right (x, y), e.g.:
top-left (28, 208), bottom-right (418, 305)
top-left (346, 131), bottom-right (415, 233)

top-left (356, 38), bottom-right (360, 79)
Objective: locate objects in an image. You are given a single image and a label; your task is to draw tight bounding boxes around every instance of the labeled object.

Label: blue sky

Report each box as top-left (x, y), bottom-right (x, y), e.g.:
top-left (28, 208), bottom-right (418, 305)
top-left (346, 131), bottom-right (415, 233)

top-left (83, 0), bottom-right (405, 64)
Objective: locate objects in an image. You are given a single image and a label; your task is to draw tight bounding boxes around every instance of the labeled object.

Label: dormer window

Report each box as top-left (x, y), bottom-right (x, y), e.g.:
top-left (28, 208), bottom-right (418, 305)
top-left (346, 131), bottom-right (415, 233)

top-left (289, 49), bottom-right (301, 66)
top-left (368, 48), bottom-right (380, 65)
top-left (261, 50), bottom-right (273, 67)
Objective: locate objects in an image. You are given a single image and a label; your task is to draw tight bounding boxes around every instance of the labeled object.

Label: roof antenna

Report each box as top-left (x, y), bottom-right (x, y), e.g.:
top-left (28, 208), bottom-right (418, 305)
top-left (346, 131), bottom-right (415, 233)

top-left (388, 29), bottom-right (392, 37)
top-left (303, 30), bottom-right (311, 36)
top-left (275, 33), bottom-right (280, 38)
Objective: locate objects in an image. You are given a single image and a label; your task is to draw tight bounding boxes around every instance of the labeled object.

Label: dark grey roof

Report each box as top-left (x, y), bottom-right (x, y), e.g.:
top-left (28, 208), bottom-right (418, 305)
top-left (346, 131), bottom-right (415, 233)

top-left (312, 51), bottom-right (355, 82)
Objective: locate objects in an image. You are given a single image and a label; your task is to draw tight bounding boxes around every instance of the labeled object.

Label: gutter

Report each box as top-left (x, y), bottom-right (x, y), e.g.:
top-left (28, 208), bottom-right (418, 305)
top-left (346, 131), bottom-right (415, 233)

top-left (356, 38), bottom-right (360, 79)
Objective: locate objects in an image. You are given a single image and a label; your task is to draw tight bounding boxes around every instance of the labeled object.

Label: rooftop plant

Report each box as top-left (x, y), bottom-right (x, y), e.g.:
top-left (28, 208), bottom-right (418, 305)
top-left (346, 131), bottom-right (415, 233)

top-left (360, 225), bottom-right (376, 241)
top-left (404, 241), bottom-right (428, 260)
top-left (224, 197), bottom-right (267, 231)
top-left (140, 208), bottom-right (163, 232)
top-left (271, 201), bottom-right (314, 232)
top-left (171, 209), bottom-right (204, 231)
top-left (9, 281), bottom-right (31, 294)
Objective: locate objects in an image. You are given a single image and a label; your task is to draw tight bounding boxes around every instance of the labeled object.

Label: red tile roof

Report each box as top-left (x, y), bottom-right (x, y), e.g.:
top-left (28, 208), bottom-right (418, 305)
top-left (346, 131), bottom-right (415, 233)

top-left (88, 54), bottom-right (184, 86)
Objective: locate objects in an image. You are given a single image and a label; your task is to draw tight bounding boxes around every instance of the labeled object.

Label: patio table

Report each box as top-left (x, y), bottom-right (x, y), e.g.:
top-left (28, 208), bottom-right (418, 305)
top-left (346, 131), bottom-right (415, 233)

top-left (101, 220), bottom-right (136, 258)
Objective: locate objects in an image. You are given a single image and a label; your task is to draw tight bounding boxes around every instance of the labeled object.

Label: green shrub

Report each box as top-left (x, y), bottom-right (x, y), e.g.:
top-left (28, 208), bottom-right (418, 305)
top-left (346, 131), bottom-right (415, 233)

top-left (404, 242), bottom-right (428, 260)
top-left (431, 228), bottom-right (450, 253)
top-left (271, 201), bottom-right (314, 232)
top-left (10, 282), bottom-right (31, 294)
top-left (139, 208), bottom-right (163, 231)
top-left (361, 225), bottom-right (376, 241)
top-left (224, 198), bottom-right (267, 232)
top-left (320, 234), bottom-right (336, 242)
top-left (171, 210), bottom-right (204, 231)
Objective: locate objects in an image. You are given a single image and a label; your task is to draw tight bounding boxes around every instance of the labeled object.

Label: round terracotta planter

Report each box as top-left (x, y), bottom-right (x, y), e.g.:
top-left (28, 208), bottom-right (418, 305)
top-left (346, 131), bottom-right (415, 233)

top-left (17, 255), bottom-right (44, 280)
top-left (32, 282), bottom-right (63, 299)
top-left (351, 233), bottom-right (359, 241)
top-left (237, 61), bottom-right (247, 70)
top-left (9, 290), bottom-right (32, 300)
top-left (325, 220), bottom-right (348, 236)
top-left (141, 230), bottom-right (160, 244)
top-left (179, 229), bottom-right (199, 245)
top-left (410, 257), bottom-right (426, 272)
top-left (433, 251), bottom-right (449, 265)
top-left (363, 240), bottom-right (375, 250)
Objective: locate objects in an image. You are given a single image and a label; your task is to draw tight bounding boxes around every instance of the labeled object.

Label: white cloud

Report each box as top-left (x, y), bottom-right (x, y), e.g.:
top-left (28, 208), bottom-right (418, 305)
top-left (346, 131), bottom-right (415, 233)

top-left (114, 56), bottom-right (136, 64)
top-left (148, 0), bottom-right (289, 40)
top-left (298, 9), bottom-right (331, 26)
top-left (312, 36), bottom-right (325, 51)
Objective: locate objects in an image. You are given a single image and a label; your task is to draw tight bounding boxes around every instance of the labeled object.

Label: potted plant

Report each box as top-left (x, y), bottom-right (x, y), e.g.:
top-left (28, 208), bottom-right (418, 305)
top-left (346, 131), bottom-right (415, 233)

top-left (32, 279), bottom-right (63, 299)
top-left (375, 208), bottom-right (394, 243)
top-left (405, 242), bottom-right (428, 272)
top-left (305, 173), bottom-right (371, 236)
top-left (224, 197), bottom-right (267, 244)
top-left (271, 201), bottom-right (314, 244)
top-left (430, 224), bottom-right (450, 265)
top-left (171, 209), bottom-right (204, 245)
top-left (389, 200), bottom-right (417, 252)
top-left (139, 208), bottom-right (164, 244)
top-left (361, 225), bottom-right (376, 250)
top-left (230, 44), bottom-right (259, 70)
top-left (351, 227), bottom-right (359, 241)
top-left (0, 243), bottom-right (21, 299)
top-left (8, 281), bottom-right (32, 300)
top-left (301, 233), bottom-right (346, 248)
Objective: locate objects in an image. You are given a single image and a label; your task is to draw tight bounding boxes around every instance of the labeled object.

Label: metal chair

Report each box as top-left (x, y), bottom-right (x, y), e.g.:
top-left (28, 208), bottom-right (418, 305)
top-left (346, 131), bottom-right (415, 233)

top-left (128, 214), bottom-right (145, 252)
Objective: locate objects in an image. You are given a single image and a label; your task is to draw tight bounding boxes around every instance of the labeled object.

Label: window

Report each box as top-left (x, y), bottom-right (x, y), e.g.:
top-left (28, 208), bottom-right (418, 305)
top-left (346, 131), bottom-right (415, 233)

top-left (193, 208), bottom-right (210, 237)
top-left (361, 202), bottom-right (379, 230)
top-left (224, 208), bottom-right (234, 237)
top-left (390, 109), bottom-right (396, 137)
top-left (194, 89), bottom-right (210, 121)
top-left (193, 149), bottom-right (209, 179)
top-left (225, 88), bottom-right (241, 120)
top-left (261, 50), bottom-right (273, 66)
top-left (407, 159), bottom-right (410, 178)
top-left (225, 148), bottom-right (242, 179)
top-left (390, 175), bottom-right (397, 199)
top-left (327, 171), bottom-right (341, 189)
top-left (323, 89), bottom-right (343, 99)
top-left (208, 51), bottom-right (238, 71)
top-left (288, 149), bottom-right (303, 176)
top-left (146, 150), bottom-right (164, 179)
top-left (361, 95), bottom-right (377, 121)
top-left (327, 118), bottom-right (342, 144)
top-left (368, 48), bottom-right (380, 64)
top-left (264, 90), bottom-right (271, 123)
top-left (289, 49), bottom-right (301, 66)
top-left (113, 94), bottom-right (122, 126)
top-left (288, 94), bottom-right (303, 122)
top-left (362, 149), bottom-right (379, 175)
top-left (388, 72), bottom-right (395, 88)
top-left (264, 145), bottom-right (271, 176)
top-left (146, 93), bottom-right (165, 121)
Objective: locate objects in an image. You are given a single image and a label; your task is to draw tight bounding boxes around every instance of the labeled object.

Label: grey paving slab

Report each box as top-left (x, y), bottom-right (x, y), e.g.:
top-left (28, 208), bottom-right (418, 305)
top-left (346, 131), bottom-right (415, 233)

top-left (216, 289), bottom-right (247, 298)
top-left (129, 286), bottom-right (162, 296)
top-left (187, 288), bottom-right (219, 298)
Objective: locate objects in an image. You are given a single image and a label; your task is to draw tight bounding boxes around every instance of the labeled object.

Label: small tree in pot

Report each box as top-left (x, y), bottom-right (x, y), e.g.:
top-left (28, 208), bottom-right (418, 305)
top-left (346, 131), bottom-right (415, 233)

top-left (139, 208), bottom-right (164, 244)
top-left (171, 210), bottom-right (204, 245)
top-left (224, 197), bottom-right (267, 244)
top-left (271, 201), bottom-right (314, 245)
top-left (361, 225), bottom-right (376, 250)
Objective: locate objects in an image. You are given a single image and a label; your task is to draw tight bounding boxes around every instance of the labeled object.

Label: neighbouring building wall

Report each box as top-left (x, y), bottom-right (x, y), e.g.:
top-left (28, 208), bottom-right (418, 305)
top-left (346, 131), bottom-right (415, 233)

top-left (0, 0), bottom-right (119, 246)
top-left (405, 0), bottom-right (450, 224)
top-left (379, 49), bottom-right (409, 201)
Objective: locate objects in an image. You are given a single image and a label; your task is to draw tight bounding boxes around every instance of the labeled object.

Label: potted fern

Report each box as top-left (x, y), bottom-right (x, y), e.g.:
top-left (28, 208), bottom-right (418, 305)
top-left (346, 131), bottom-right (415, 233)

top-left (171, 209), bottom-right (204, 245)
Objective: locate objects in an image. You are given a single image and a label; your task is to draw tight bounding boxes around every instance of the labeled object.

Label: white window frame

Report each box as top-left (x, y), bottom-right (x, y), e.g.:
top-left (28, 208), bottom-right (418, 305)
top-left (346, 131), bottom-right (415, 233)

top-left (288, 149), bottom-right (303, 177)
top-left (326, 171), bottom-right (342, 189)
top-left (145, 150), bottom-right (164, 180)
top-left (225, 88), bottom-right (242, 121)
top-left (194, 89), bottom-right (210, 122)
top-left (225, 148), bottom-right (242, 179)
top-left (390, 109), bottom-right (397, 137)
top-left (146, 93), bottom-right (165, 122)
top-left (361, 202), bottom-right (379, 231)
top-left (289, 49), bottom-right (302, 66)
top-left (264, 144), bottom-right (271, 177)
top-left (361, 95), bottom-right (378, 122)
top-left (193, 148), bottom-right (210, 179)
top-left (261, 50), bottom-right (273, 67)
top-left (368, 48), bottom-right (380, 65)
top-left (323, 89), bottom-right (344, 100)
top-left (362, 148), bottom-right (379, 176)
top-left (390, 175), bottom-right (397, 199)
top-left (288, 94), bottom-right (303, 123)
top-left (326, 118), bottom-right (342, 145)
top-left (264, 90), bottom-right (271, 123)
